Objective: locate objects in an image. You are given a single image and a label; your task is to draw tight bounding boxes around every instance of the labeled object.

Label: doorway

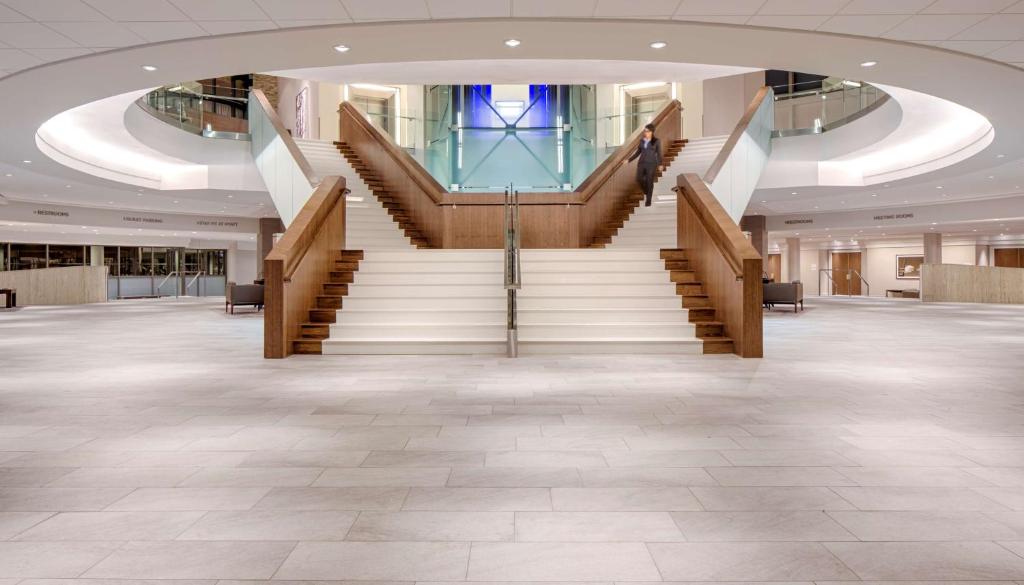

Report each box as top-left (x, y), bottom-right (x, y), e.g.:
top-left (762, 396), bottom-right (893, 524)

top-left (994, 248), bottom-right (1024, 268)
top-left (831, 252), bottom-right (863, 295)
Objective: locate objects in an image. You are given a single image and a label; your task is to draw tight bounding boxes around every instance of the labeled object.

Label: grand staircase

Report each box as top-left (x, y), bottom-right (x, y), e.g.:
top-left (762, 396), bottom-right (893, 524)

top-left (604, 135), bottom-right (729, 250)
top-left (293, 138), bottom-right (414, 250)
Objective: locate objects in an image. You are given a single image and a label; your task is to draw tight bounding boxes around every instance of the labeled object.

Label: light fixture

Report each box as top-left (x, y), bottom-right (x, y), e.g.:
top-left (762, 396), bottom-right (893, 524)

top-left (997, 154), bottom-right (1006, 158)
top-left (4, 173), bottom-right (11, 177)
top-left (650, 41), bottom-right (667, 49)
top-left (936, 186), bottom-right (943, 189)
top-left (504, 38), bottom-right (522, 48)
top-left (22, 160), bottom-right (31, 164)
top-left (142, 65), bottom-right (157, 72)
top-left (861, 61), bottom-right (877, 68)
top-left (332, 44), bottom-right (350, 53)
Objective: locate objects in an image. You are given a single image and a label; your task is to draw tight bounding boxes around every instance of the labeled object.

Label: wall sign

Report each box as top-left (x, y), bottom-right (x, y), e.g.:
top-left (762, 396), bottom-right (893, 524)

top-left (873, 213), bottom-right (915, 221)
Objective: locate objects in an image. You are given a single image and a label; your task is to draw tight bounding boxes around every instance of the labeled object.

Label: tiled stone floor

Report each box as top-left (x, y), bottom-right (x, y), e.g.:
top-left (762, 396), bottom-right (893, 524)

top-left (1, 296), bottom-right (1024, 583)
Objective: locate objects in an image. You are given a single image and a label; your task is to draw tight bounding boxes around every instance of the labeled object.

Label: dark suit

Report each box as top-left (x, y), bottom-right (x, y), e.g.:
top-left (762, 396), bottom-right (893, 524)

top-left (628, 137), bottom-right (662, 206)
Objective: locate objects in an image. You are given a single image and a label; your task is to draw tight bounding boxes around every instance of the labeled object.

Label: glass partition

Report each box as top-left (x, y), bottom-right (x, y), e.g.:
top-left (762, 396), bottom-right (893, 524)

top-left (0, 243), bottom-right (7, 271)
top-left (9, 244), bottom-right (46, 271)
top-left (47, 245), bottom-right (85, 268)
top-left (140, 81), bottom-right (249, 136)
top-left (772, 78), bottom-right (887, 135)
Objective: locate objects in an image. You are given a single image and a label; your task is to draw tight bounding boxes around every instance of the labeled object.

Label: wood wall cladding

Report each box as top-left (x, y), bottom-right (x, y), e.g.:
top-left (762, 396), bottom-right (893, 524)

top-left (676, 173), bottom-right (763, 358)
top-left (338, 100), bottom-right (683, 250)
top-left (0, 265), bottom-right (107, 305)
top-left (264, 176), bottom-right (347, 359)
top-left (922, 263), bottom-right (1024, 304)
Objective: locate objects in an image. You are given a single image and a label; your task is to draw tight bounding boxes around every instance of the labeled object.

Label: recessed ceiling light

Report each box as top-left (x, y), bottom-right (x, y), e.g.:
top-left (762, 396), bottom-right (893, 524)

top-left (142, 65), bottom-right (157, 72)
top-left (4, 173), bottom-right (11, 177)
top-left (332, 44), bottom-right (350, 53)
top-left (504, 39), bottom-right (521, 48)
top-left (22, 160), bottom-right (31, 164)
top-left (791, 191), bottom-right (797, 195)
top-left (997, 154), bottom-right (1006, 158)
top-left (936, 186), bottom-right (943, 189)
top-left (871, 193), bottom-right (877, 197)
top-left (861, 61), bottom-right (878, 68)
top-left (650, 41), bottom-right (667, 49)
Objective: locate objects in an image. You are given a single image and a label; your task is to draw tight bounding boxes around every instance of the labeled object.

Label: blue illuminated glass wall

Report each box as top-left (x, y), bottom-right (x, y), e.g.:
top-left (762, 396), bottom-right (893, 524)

top-left (424, 84), bottom-right (597, 192)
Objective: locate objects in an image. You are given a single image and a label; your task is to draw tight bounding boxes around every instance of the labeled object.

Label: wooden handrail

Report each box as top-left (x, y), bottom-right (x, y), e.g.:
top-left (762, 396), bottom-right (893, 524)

top-left (250, 89), bottom-right (318, 187)
top-left (339, 101), bottom-right (446, 204)
top-left (676, 173), bottom-right (762, 358)
top-left (705, 86), bottom-right (771, 184)
top-left (576, 99), bottom-right (682, 202)
top-left (264, 176), bottom-right (348, 358)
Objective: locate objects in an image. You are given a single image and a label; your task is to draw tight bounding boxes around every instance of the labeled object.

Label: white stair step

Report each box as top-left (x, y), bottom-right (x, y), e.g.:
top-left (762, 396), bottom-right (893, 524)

top-left (521, 272), bottom-right (670, 285)
top-left (518, 284), bottom-right (675, 297)
top-left (322, 339), bottom-right (506, 355)
top-left (519, 322), bottom-right (695, 339)
top-left (520, 250), bottom-right (659, 261)
top-left (517, 296), bottom-right (680, 310)
top-left (330, 323), bottom-right (506, 339)
top-left (363, 250), bottom-right (503, 262)
top-left (354, 272), bottom-right (503, 285)
top-left (348, 284), bottom-right (504, 297)
top-left (343, 296), bottom-right (507, 310)
top-left (518, 308), bottom-right (688, 324)
top-left (518, 339), bottom-right (702, 355)
top-left (358, 261), bottom-right (502, 273)
top-left (337, 309), bottom-right (506, 325)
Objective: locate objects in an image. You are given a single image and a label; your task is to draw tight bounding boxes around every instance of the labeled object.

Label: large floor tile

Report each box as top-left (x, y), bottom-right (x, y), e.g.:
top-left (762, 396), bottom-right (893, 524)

top-left (176, 509), bottom-right (357, 540)
top-left (252, 487), bottom-right (407, 510)
top-left (84, 541), bottom-right (295, 579)
top-left (13, 511), bottom-right (202, 541)
top-left (274, 542), bottom-right (470, 580)
top-left (551, 487), bottom-right (702, 511)
top-left (0, 542), bottom-right (122, 578)
top-left (346, 511), bottom-right (513, 541)
top-left (515, 511), bottom-right (684, 542)
top-left (828, 510), bottom-right (1024, 540)
top-left (467, 542), bottom-right (662, 581)
top-left (403, 488), bottom-right (551, 511)
top-left (825, 541), bottom-right (1024, 580)
top-left (647, 542), bottom-right (858, 581)
top-left (106, 488), bottom-right (270, 511)
top-left (671, 511), bottom-right (856, 541)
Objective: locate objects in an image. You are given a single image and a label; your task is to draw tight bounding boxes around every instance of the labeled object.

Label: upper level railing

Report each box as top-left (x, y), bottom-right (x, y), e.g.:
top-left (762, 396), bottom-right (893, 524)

top-left (249, 89), bottom-right (319, 226)
top-left (771, 78), bottom-right (889, 137)
top-left (503, 184), bottom-right (522, 358)
top-left (139, 82), bottom-right (249, 138)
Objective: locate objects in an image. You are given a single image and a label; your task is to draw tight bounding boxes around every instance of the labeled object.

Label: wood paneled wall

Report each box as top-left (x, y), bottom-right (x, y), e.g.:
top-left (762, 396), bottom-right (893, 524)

top-left (0, 266), bottom-right (107, 305)
top-left (264, 176), bottom-right (347, 359)
top-left (338, 99), bottom-right (682, 249)
top-left (922, 263), bottom-right (1024, 304)
top-left (677, 174), bottom-right (763, 358)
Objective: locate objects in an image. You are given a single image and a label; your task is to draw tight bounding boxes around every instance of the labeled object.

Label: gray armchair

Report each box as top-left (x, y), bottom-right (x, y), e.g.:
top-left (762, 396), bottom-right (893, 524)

top-left (225, 282), bottom-right (264, 314)
top-left (764, 281), bottom-right (804, 313)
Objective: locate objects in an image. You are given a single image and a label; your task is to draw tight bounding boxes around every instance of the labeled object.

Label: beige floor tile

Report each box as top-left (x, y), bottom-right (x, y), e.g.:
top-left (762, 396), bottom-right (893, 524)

top-left (671, 510), bottom-right (857, 541)
top-left (551, 487), bottom-right (702, 511)
top-left (84, 541), bottom-right (295, 579)
top-left (314, 467), bottom-right (450, 487)
top-left (13, 511), bottom-right (202, 541)
top-left (515, 511), bottom-right (684, 542)
top-left (467, 542), bottom-right (662, 581)
top-left (177, 509), bottom-right (357, 540)
top-left (274, 542), bottom-right (470, 580)
top-left (0, 542), bottom-right (122, 578)
top-left (404, 487), bottom-right (551, 511)
top-left (0, 512), bottom-right (52, 539)
top-left (832, 486), bottom-right (1010, 510)
top-left (252, 487), bottom-right (407, 510)
top-left (690, 486), bottom-right (856, 511)
top-left (648, 542), bottom-right (858, 581)
top-left (347, 511), bottom-right (513, 541)
top-left (825, 541), bottom-right (1024, 580)
top-left (107, 488), bottom-right (270, 511)
top-left (828, 510), bottom-right (1024, 540)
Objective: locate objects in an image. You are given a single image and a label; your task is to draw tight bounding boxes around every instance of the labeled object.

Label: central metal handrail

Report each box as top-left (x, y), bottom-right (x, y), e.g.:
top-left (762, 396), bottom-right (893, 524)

top-left (818, 268), bottom-right (871, 297)
top-left (503, 184), bottom-right (522, 358)
top-left (155, 271), bottom-right (179, 293)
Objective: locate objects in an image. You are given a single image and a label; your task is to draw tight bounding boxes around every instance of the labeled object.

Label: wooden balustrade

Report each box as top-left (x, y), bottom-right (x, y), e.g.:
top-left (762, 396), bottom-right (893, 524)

top-left (264, 176), bottom-right (348, 359)
top-left (337, 99), bottom-right (683, 249)
top-left (578, 100), bottom-right (683, 247)
top-left (339, 102), bottom-right (445, 247)
top-left (675, 174), bottom-right (763, 358)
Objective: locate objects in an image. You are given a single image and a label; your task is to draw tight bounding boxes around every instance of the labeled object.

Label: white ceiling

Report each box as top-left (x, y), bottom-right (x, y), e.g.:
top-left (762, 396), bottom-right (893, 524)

top-left (272, 59), bottom-right (759, 84)
top-left (0, 0), bottom-right (1023, 78)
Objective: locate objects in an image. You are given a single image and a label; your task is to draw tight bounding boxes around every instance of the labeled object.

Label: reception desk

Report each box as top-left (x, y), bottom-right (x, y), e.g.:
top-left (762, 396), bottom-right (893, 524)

top-left (0, 265), bottom-right (108, 305)
top-left (921, 263), bottom-right (1024, 304)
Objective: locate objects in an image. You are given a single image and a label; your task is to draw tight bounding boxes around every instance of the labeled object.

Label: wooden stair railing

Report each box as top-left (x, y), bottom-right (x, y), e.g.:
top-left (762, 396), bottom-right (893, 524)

top-left (265, 176), bottom-right (362, 358)
top-left (577, 99), bottom-right (684, 248)
top-left (667, 174), bottom-right (763, 358)
top-left (337, 101), bottom-right (444, 248)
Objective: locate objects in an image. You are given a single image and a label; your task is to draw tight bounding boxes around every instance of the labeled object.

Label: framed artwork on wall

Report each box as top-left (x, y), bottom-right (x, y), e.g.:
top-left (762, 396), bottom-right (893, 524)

top-left (295, 87), bottom-right (309, 139)
top-left (897, 254), bottom-right (924, 279)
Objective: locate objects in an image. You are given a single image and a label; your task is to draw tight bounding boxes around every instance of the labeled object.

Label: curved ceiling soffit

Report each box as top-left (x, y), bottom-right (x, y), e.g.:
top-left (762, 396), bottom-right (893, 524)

top-left (2, 18), bottom-right (1023, 195)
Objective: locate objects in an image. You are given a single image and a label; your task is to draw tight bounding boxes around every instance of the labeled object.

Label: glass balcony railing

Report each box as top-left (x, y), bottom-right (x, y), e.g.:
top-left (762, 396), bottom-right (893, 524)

top-left (771, 78), bottom-right (888, 136)
top-left (139, 82), bottom-right (249, 137)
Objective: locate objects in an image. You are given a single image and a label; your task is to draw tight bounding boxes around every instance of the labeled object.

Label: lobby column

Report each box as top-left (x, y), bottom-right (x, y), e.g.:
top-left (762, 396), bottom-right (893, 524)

top-left (785, 237), bottom-right (800, 283)
top-left (740, 215), bottom-right (767, 257)
top-left (257, 217), bottom-right (285, 280)
top-left (924, 232), bottom-right (942, 265)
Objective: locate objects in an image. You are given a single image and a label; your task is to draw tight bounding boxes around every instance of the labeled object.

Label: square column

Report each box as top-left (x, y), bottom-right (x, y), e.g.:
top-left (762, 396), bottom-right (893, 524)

top-left (785, 238), bottom-right (800, 283)
top-left (740, 215), bottom-right (767, 258)
top-left (924, 232), bottom-right (942, 264)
